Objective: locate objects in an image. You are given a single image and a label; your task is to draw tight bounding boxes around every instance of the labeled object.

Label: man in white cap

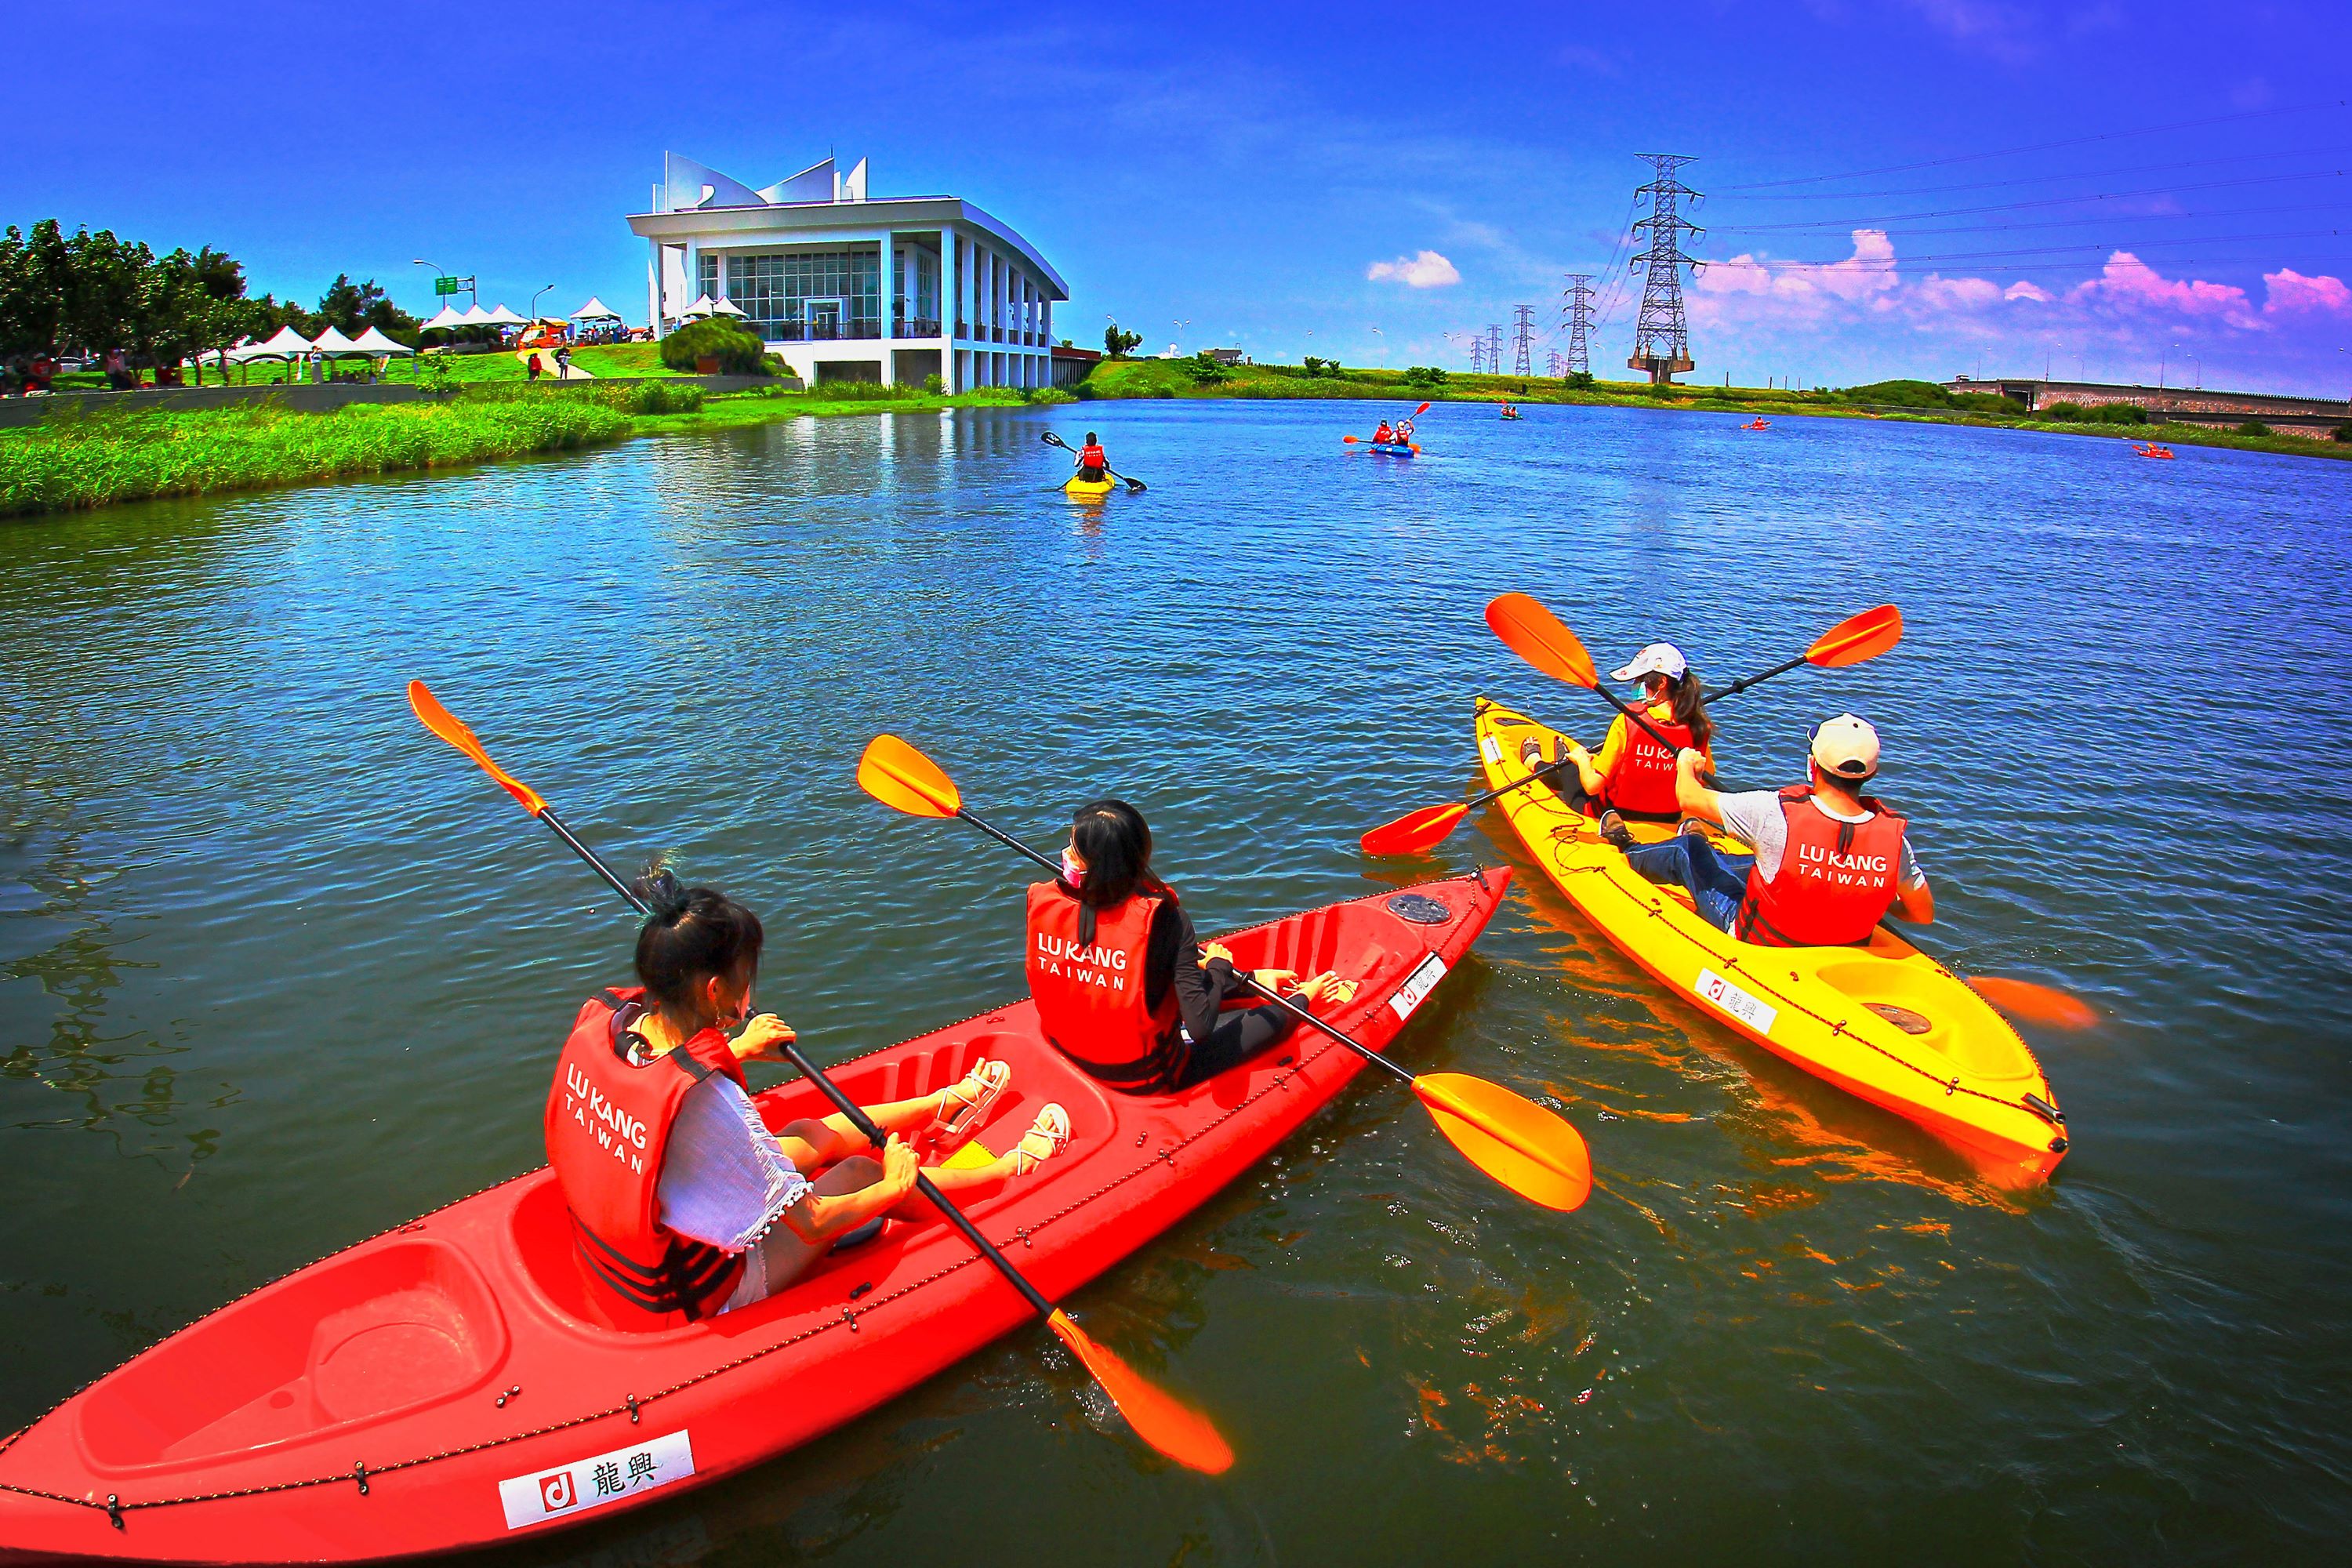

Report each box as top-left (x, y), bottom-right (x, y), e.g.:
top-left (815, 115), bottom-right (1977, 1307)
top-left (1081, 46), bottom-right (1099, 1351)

top-left (1611, 713), bottom-right (1933, 946)
top-left (1521, 641), bottom-right (1716, 825)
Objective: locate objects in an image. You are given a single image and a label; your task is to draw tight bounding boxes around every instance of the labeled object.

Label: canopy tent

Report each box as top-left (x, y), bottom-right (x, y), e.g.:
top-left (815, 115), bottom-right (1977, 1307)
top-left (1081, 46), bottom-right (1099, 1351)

top-left (241, 325), bottom-right (318, 359)
top-left (349, 327), bottom-right (414, 356)
top-left (710, 297), bottom-right (747, 318)
top-left (681, 293), bottom-right (718, 319)
top-left (480, 303), bottom-right (526, 326)
top-left (420, 305), bottom-right (470, 332)
top-left (570, 296), bottom-right (622, 321)
top-left (458, 304), bottom-right (495, 326)
top-left (309, 325), bottom-right (366, 357)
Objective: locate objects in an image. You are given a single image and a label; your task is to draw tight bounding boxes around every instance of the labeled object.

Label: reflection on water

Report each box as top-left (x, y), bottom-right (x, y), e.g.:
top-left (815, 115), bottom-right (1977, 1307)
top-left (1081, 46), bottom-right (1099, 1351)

top-left (4, 402), bottom-right (2351, 1560)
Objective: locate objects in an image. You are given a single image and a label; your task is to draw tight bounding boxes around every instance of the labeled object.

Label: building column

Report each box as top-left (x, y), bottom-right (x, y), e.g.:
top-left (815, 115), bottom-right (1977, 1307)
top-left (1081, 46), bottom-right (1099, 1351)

top-left (648, 240), bottom-right (662, 340)
top-left (939, 230), bottom-right (959, 391)
top-left (878, 231), bottom-right (895, 384)
top-left (682, 240), bottom-right (700, 309)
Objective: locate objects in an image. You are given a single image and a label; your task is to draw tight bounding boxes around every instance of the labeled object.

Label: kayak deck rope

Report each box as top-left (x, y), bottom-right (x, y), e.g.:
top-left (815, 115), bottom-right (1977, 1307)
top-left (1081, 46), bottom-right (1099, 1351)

top-left (0, 906), bottom-right (1446, 1519)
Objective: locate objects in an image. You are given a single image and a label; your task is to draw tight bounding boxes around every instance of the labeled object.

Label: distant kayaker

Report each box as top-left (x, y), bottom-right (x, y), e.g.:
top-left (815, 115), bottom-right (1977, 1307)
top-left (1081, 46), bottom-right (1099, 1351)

top-left (1395, 418), bottom-right (1416, 443)
top-left (1372, 419), bottom-right (1397, 445)
top-left (1521, 642), bottom-right (1716, 828)
top-left (1075, 432), bottom-right (1109, 481)
top-left (1026, 799), bottom-right (1356, 1092)
top-left (1611, 714), bottom-right (1933, 946)
top-left (546, 866), bottom-right (1069, 1326)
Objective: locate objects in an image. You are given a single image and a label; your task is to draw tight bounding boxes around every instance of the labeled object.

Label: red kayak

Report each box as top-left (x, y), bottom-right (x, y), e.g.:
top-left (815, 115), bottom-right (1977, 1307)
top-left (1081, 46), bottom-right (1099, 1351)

top-left (0, 870), bottom-right (1508, 1563)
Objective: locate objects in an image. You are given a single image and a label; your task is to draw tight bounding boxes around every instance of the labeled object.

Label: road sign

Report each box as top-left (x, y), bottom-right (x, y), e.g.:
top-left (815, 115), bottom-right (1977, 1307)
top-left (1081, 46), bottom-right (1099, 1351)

top-left (434, 275), bottom-right (474, 296)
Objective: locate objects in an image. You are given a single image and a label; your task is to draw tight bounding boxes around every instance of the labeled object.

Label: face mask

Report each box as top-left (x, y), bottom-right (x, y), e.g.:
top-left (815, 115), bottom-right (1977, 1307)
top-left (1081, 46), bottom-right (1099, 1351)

top-left (1061, 848), bottom-right (1085, 887)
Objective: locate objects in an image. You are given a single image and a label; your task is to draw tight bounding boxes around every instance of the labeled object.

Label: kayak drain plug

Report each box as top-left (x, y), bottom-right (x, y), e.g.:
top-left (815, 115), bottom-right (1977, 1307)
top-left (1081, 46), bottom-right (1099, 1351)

top-left (495, 1385), bottom-right (521, 1407)
top-left (105, 1495), bottom-right (122, 1530)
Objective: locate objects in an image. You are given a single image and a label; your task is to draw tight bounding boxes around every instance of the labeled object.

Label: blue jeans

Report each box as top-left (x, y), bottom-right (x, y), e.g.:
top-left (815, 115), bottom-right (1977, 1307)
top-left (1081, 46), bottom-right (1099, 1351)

top-left (1621, 835), bottom-right (1754, 935)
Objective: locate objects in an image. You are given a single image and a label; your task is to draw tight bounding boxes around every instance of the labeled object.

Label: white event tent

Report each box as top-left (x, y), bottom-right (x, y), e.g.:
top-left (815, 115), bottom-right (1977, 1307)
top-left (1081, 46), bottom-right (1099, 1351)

top-left (571, 296), bottom-right (622, 321)
top-left (349, 327), bottom-right (414, 356)
top-left (309, 325), bottom-right (365, 358)
top-left (252, 325), bottom-right (316, 360)
top-left (421, 305), bottom-right (469, 332)
top-left (481, 304), bottom-right (526, 326)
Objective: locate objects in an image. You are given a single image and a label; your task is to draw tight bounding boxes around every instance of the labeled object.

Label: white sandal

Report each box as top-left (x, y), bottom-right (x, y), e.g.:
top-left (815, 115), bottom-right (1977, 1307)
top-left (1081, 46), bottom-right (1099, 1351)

top-left (927, 1058), bottom-right (1011, 1149)
top-left (1009, 1104), bottom-right (1070, 1176)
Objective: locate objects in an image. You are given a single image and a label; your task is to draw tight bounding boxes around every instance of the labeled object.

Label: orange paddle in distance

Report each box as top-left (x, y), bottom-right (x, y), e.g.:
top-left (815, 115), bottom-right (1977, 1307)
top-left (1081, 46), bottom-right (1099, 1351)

top-left (414, 685), bottom-right (1234, 1475)
top-left (858, 735), bottom-right (1592, 1213)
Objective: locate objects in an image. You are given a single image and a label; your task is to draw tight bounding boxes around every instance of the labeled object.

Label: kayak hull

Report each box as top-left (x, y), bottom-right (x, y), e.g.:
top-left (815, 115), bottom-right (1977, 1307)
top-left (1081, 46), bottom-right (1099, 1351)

top-left (1062, 474), bottom-right (1117, 497)
top-left (0, 871), bottom-right (1509, 1564)
top-left (1368, 443), bottom-right (1415, 457)
top-left (1473, 699), bottom-right (2066, 1183)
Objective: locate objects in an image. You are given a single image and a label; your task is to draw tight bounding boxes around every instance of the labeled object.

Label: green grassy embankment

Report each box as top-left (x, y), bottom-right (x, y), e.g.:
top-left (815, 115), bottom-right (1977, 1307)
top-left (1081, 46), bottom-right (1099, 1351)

top-left (0, 379), bottom-right (1070, 519)
top-left (1083, 361), bottom-right (2352, 463)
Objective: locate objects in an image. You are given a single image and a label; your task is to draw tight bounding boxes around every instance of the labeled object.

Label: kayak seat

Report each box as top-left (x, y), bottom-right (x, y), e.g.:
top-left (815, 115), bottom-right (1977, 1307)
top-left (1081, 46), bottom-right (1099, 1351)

top-left (74, 1240), bottom-right (509, 1470)
top-left (1811, 956), bottom-right (2037, 1083)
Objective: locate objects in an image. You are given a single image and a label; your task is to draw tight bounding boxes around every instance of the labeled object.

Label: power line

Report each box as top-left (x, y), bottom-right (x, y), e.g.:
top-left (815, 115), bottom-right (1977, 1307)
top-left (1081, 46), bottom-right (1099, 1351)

top-left (1726, 144), bottom-right (2352, 202)
top-left (1716, 101), bottom-right (2330, 192)
top-left (1717, 201), bottom-right (2347, 245)
top-left (1708, 226), bottom-right (2345, 270)
top-left (1710, 168), bottom-right (2347, 234)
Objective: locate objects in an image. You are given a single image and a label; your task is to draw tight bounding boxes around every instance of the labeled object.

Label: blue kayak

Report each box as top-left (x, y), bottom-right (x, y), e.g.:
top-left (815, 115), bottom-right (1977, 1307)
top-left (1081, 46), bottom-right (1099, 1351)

top-left (1370, 441), bottom-right (1416, 457)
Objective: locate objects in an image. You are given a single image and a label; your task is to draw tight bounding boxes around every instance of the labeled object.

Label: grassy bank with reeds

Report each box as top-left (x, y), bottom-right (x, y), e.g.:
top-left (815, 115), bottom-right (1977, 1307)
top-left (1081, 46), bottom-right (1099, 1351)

top-left (1082, 359), bottom-right (2352, 463)
top-left (0, 389), bottom-right (646, 518)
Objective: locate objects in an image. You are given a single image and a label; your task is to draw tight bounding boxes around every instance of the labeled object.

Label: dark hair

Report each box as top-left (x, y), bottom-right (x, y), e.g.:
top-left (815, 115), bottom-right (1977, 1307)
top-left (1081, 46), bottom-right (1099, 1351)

top-left (1084, 430), bottom-right (1098, 442)
top-left (1645, 669), bottom-right (1714, 753)
top-left (630, 860), bottom-right (764, 1019)
top-left (1069, 798), bottom-right (1163, 911)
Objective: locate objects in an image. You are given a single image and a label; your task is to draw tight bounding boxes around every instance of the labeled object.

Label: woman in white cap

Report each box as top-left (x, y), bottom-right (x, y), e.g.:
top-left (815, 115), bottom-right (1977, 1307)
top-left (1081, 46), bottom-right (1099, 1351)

top-left (1522, 642), bottom-right (1716, 832)
top-left (1613, 713), bottom-right (1934, 947)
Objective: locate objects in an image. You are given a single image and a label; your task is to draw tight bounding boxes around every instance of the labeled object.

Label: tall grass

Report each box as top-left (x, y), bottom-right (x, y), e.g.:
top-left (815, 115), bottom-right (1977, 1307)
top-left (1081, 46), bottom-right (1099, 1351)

top-left (0, 396), bottom-right (633, 518)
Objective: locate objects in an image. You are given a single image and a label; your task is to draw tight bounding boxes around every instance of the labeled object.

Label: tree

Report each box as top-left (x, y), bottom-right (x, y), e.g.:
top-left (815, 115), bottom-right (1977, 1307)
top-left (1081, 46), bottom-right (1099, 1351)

top-left (1563, 370), bottom-right (1595, 390)
top-left (314, 274), bottom-right (419, 340)
top-left (1402, 365), bottom-right (1447, 387)
top-left (1103, 321), bottom-right (1142, 358)
top-left (60, 226), bottom-right (154, 358)
top-left (0, 220), bottom-right (72, 358)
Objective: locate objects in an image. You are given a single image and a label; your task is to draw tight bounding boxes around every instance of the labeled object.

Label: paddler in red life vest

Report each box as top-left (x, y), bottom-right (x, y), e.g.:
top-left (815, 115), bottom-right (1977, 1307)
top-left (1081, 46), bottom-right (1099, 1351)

top-left (1075, 431), bottom-right (1109, 481)
top-left (1522, 641), bottom-right (1717, 833)
top-left (546, 866), bottom-right (1071, 1327)
top-left (1613, 714), bottom-right (1934, 946)
top-left (1025, 799), bottom-right (1357, 1092)
top-left (1372, 419), bottom-right (1396, 445)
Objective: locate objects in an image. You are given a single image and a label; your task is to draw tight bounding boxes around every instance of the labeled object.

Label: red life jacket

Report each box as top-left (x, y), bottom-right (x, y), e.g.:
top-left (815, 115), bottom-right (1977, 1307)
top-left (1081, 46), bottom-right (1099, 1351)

top-left (545, 987), bottom-right (749, 1328)
top-left (1025, 881), bottom-right (1181, 1087)
top-left (1373, 426), bottom-right (1395, 443)
top-left (1734, 787), bottom-right (1909, 948)
top-left (1598, 706), bottom-right (1693, 817)
top-left (1079, 443), bottom-right (1107, 470)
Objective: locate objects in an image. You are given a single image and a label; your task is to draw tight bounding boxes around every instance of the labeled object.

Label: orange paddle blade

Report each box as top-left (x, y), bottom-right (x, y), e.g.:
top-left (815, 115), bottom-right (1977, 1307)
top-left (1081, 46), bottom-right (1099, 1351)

top-left (857, 735), bottom-right (961, 818)
top-left (1342, 434), bottom-right (1362, 443)
top-left (1969, 975), bottom-right (2098, 1030)
top-left (1412, 400), bottom-right (1432, 416)
top-left (1485, 593), bottom-right (1597, 688)
top-left (1359, 802), bottom-right (1469, 857)
top-left (1046, 1310), bottom-right (1233, 1475)
top-left (1806, 604), bottom-right (1904, 669)
top-left (407, 680), bottom-right (546, 815)
top-left (1412, 1073), bottom-right (1592, 1211)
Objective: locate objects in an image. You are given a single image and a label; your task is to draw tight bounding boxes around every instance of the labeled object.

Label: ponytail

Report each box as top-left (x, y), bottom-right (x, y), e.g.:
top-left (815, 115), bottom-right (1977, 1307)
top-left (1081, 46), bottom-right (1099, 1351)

top-left (630, 858), bottom-right (764, 1020)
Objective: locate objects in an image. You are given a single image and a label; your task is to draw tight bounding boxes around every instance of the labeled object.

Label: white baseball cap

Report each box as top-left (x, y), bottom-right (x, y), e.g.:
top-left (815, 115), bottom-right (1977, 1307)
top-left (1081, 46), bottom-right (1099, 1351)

top-left (1610, 642), bottom-right (1689, 684)
top-left (1809, 714), bottom-right (1882, 779)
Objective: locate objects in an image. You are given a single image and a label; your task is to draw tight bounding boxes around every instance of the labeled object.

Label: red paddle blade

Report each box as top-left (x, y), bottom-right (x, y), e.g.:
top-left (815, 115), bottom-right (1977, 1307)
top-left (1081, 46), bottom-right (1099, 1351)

top-left (1342, 434), bottom-right (1362, 443)
top-left (1806, 604), bottom-right (1904, 669)
top-left (1046, 1310), bottom-right (1234, 1475)
top-left (1414, 1073), bottom-right (1592, 1211)
top-left (1485, 593), bottom-right (1598, 688)
top-left (857, 735), bottom-right (962, 818)
top-left (1412, 400), bottom-right (1432, 416)
top-left (1360, 801), bottom-right (1468, 857)
top-left (407, 680), bottom-right (546, 815)
top-left (1969, 975), bottom-right (2099, 1030)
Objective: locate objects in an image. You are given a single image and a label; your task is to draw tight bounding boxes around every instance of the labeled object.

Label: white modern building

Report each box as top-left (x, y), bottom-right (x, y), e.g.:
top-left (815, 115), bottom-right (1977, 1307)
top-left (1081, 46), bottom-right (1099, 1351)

top-left (626, 153), bottom-right (1066, 391)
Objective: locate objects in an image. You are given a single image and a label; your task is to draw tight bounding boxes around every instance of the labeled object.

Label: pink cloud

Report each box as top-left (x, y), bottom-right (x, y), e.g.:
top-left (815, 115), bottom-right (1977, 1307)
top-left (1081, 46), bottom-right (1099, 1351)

top-left (2005, 281), bottom-right (2053, 303)
top-left (2263, 267), bottom-right (2352, 315)
top-left (2069, 252), bottom-right (2258, 327)
top-left (1915, 274), bottom-right (2002, 310)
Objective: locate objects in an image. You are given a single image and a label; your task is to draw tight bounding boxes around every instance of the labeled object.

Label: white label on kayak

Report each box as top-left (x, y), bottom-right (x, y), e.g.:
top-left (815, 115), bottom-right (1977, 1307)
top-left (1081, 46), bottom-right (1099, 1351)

top-left (1480, 735), bottom-right (1503, 764)
top-left (1389, 953), bottom-right (1449, 1022)
top-left (1695, 968), bottom-right (1777, 1036)
top-left (500, 1428), bottom-right (695, 1531)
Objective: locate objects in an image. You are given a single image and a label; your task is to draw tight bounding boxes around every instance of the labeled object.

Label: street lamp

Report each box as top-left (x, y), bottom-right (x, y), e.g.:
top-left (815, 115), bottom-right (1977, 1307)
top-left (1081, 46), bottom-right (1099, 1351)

top-left (1171, 318), bottom-right (1190, 354)
top-left (530, 284), bottom-right (555, 324)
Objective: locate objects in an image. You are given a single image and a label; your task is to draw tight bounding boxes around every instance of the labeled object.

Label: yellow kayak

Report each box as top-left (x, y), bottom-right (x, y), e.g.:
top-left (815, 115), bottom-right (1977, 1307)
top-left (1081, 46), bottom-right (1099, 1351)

top-left (1064, 474), bottom-right (1117, 498)
top-left (1473, 697), bottom-right (2067, 1184)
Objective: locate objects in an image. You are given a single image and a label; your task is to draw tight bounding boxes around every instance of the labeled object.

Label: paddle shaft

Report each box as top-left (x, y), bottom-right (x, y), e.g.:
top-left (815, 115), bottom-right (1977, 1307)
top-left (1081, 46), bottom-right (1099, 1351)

top-left (558, 826), bottom-right (1064, 1323)
top-left (1704, 651), bottom-right (1808, 703)
top-left (963, 808), bottom-right (1420, 1088)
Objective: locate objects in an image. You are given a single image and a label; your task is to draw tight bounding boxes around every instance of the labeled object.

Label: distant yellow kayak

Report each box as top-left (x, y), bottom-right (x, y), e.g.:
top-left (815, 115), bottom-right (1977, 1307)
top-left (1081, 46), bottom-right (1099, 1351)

top-left (1064, 474), bottom-right (1117, 497)
top-left (1474, 696), bottom-right (2067, 1184)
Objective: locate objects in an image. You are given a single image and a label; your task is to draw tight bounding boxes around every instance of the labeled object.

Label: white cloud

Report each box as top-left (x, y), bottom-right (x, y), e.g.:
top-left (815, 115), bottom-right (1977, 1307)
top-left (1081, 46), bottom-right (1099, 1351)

top-left (2005, 281), bottom-right (2054, 303)
top-left (1366, 250), bottom-right (1461, 288)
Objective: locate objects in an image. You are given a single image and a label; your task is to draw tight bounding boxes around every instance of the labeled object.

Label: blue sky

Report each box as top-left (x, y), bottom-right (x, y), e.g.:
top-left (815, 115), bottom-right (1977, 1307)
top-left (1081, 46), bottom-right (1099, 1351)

top-left (9, 0), bottom-right (2348, 395)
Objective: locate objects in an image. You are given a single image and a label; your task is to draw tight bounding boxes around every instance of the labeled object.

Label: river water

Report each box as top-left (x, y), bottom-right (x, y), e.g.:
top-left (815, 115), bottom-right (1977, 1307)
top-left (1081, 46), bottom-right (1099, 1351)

top-left (3, 401), bottom-right (2348, 1563)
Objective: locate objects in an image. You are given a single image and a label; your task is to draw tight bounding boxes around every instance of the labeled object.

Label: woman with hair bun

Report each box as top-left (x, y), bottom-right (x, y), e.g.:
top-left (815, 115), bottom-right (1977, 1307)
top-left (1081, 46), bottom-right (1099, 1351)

top-left (546, 866), bottom-right (1069, 1327)
top-left (1024, 800), bottom-right (1356, 1094)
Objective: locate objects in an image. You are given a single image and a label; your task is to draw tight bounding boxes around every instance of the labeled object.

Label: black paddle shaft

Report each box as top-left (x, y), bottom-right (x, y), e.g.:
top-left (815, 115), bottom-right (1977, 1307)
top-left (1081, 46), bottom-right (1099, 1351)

top-left (964, 808), bottom-right (1417, 1087)
top-left (538, 818), bottom-right (1063, 1323)
top-left (1704, 651), bottom-right (1808, 704)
